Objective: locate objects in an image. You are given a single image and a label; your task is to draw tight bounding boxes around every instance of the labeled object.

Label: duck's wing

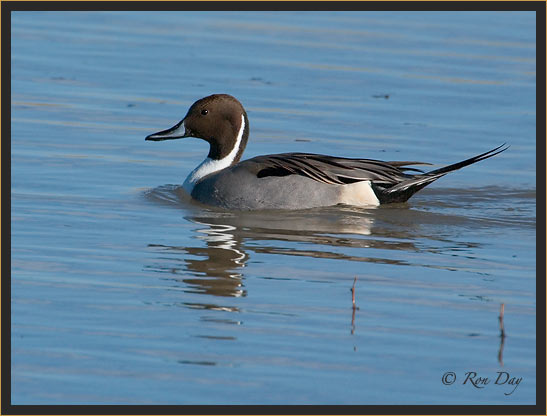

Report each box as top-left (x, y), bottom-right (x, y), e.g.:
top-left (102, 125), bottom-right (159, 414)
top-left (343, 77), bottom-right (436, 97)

top-left (248, 144), bottom-right (509, 203)
top-left (251, 153), bottom-right (427, 186)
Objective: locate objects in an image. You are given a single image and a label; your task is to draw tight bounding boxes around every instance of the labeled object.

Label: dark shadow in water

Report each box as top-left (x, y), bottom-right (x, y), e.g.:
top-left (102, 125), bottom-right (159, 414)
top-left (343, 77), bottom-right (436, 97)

top-left (143, 184), bottom-right (536, 307)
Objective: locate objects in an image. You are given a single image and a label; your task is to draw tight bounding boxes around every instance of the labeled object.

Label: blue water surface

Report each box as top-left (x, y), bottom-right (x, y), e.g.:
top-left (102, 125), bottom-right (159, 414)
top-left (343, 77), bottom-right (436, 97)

top-left (11, 11), bottom-right (536, 405)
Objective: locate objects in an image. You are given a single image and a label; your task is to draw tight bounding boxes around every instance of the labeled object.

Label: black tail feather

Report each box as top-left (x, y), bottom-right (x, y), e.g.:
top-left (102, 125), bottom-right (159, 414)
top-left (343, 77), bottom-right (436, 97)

top-left (421, 143), bottom-right (509, 177)
top-left (374, 143), bottom-right (509, 203)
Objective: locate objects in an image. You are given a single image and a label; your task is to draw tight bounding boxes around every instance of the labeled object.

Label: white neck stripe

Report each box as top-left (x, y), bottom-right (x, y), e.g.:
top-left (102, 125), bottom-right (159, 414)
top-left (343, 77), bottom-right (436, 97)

top-left (183, 114), bottom-right (245, 193)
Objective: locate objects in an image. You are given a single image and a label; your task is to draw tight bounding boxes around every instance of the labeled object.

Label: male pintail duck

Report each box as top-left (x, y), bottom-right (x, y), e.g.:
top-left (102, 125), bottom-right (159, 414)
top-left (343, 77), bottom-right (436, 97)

top-left (146, 94), bottom-right (508, 210)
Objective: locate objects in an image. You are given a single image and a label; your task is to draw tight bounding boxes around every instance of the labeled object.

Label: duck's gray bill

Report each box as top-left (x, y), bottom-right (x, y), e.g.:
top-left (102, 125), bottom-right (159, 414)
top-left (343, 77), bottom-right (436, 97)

top-left (145, 120), bottom-right (190, 141)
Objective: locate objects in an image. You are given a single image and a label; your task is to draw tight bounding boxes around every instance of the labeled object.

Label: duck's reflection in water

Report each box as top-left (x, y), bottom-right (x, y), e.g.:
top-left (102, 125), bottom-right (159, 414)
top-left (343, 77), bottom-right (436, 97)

top-left (143, 185), bottom-right (524, 367)
top-left (148, 222), bottom-right (247, 304)
top-left (144, 185), bottom-right (488, 306)
top-left (146, 201), bottom-right (389, 310)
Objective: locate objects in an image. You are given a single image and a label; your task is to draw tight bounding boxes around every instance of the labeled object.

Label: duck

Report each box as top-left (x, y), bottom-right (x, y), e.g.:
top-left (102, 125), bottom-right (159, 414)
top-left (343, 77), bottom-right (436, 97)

top-left (146, 94), bottom-right (508, 210)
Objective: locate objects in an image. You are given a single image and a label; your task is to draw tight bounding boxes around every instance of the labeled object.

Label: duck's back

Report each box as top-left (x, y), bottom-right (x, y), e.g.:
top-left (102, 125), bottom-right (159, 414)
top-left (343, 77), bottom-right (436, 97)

top-left (191, 156), bottom-right (381, 210)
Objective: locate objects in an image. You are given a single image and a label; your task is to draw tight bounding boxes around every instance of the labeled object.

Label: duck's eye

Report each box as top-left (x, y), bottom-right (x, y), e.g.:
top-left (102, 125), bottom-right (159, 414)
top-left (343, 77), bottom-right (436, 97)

top-left (201, 109), bottom-right (208, 115)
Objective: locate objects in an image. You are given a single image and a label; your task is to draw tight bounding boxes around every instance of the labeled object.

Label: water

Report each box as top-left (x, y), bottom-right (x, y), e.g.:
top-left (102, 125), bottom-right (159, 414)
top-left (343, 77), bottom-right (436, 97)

top-left (10, 11), bottom-right (537, 405)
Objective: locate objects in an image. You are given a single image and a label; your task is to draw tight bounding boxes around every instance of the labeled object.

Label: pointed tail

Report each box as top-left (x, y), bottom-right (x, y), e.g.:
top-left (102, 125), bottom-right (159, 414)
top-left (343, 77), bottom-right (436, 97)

top-left (374, 143), bottom-right (509, 203)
